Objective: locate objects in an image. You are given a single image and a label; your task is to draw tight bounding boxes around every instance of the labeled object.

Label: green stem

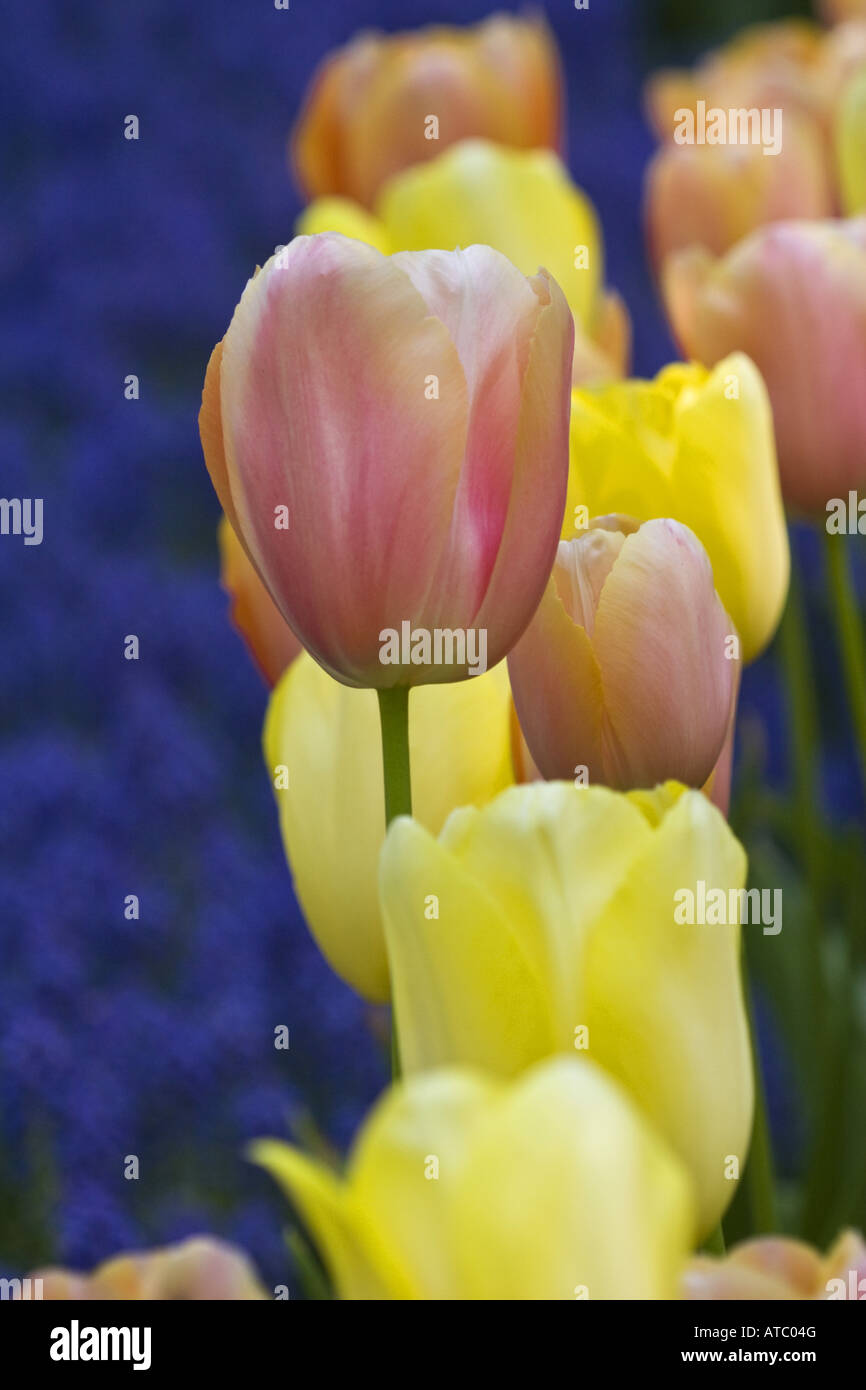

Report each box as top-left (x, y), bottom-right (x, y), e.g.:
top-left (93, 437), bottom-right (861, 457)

top-left (377, 686), bottom-right (412, 826)
top-left (377, 686), bottom-right (412, 1081)
top-left (824, 530), bottom-right (866, 798)
top-left (745, 978), bottom-right (777, 1234)
top-left (702, 1224), bottom-right (726, 1257)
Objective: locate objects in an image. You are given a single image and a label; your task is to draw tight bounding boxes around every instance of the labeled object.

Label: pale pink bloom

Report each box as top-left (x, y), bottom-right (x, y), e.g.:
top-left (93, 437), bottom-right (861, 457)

top-left (508, 516), bottom-right (738, 791)
top-left (201, 233), bottom-right (574, 688)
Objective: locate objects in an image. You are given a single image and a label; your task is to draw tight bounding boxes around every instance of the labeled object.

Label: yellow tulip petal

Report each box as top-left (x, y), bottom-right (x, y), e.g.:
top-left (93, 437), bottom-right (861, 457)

top-left (377, 140), bottom-right (602, 327)
top-left (584, 788), bottom-right (753, 1236)
top-left (348, 1068), bottom-right (496, 1298)
top-left (255, 1059), bottom-right (696, 1300)
top-left (295, 197), bottom-right (393, 253)
top-left (566, 354), bottom-right (789, 660)
top-left (251, 1139), bottom-right (410, 1299)
top-left (449, 1057), bottom-right (695, 1300)
top-left (380, 817), bottom-right (553, 1076)
top-left (383, 783), bottom-right (653, 1062)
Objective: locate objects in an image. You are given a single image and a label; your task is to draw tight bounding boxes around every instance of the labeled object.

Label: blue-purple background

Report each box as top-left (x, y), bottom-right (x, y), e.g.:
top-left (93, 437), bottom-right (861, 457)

top-left (0, 0), bottom-right (859, 1293)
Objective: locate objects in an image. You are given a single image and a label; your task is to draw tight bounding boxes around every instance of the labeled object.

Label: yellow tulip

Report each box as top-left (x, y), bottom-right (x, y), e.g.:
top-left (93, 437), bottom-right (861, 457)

top-left (379, 780), bottom-right (753, 1236)
top-left (297, 139), bottom-right (629, 382)
top-left (263, 653), bottom-right (513, 1001)
top-left (564, 354), bottom-right (789, 662)
top-left (254, 1056), bottom-right (695, 1300)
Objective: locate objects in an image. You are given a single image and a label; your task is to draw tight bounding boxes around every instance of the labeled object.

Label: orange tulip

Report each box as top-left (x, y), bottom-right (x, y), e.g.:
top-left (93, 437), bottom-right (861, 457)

top-left (292, 13), bottom-right (562, 209)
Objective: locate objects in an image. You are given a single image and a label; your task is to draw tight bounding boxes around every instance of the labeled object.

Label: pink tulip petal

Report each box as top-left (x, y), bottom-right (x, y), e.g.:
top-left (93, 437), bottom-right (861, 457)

top-left (593, 519), bottom-right (737, 788)
top-left (220, 233), bottom-right (470, 685)
top-left (472, 269), bottom-right (574, 654)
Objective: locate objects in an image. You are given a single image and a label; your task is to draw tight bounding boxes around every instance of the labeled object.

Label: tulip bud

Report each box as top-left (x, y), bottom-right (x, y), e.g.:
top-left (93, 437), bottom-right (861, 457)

top-left (507, 517), bottom-right (738, 792)
top-left (254, 1056), bottom-right (695, 1299)
top-left (564, 354), bottom-right (789, 661)
top-left (25, 1237), bottom-right (268, 1300)
top-left (218, 516), bottom-right (300, 687)
top-left (291, 14), bottom-right (562, 209)
top-left (200, 233), bottom-right (573, 689)
top-left (379, 780), bottom-right (753, 1236)
top-left (663, 219), bottom-right (866, 514)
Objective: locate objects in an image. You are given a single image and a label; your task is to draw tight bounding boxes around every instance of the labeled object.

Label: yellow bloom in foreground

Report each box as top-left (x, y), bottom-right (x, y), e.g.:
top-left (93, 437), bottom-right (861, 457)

top-left (254, 1056), bottom-right (695, 1300)
top-left (297, 139), bottom-right (629, 382)
top-left (264, 653), bottom-right (513, 1001)
top-left (565, 354), bottom-right (789, 662)
top-left (379, 781), bottom-right (753, 1237)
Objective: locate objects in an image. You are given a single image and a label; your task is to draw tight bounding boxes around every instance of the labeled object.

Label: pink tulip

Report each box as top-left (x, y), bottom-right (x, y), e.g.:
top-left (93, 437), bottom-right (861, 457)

top-left (507, 516), bottom-right (738, 791)
top-left (663, 217), bottom-right (866, 513)
top-left (200, 233), bottom-right (573, 688)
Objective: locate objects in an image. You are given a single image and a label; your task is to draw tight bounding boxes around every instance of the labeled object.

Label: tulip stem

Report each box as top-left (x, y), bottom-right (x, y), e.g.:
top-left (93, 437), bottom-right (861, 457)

top-left (378, 686), bottom-right (413, 826)
top-left (824, 530), bottom-right (866, 799)
top-left (378, 685), bottom-right (413, 1081)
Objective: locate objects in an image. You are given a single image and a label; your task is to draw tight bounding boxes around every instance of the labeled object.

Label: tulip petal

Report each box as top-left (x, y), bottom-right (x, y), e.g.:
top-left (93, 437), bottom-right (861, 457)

top-left (470, 270), bottom-right (574, 645)
top-left (380, 816), bottom-right (553, 1075)
top-left (585, 788), bottom-right (752, 1236)
top-left (251, 1139), bottom-right (410, 1299)
top-left (449, 1057), bottom-right (695, 1300)
top-left (220, 233), bottom-right (471, 685)
top-left (592, 518), bottom-right (736, 788)
top-left (295, 196), bottom-right (393, 254)
top-left (507, 570), bottom-right (608, 782)
top-left (664, 224), bottom-right (866, 514)
top-left (382, 784), bottom-right (655, 1070)
top-left (566, 354), bottom-right (789, 661)
top-left (391, 245), bottom-right (546, 623)
top-left (378, 140), bottom-right (601, 327)
top-left (348, 1068), bottom-right (495, 1298)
